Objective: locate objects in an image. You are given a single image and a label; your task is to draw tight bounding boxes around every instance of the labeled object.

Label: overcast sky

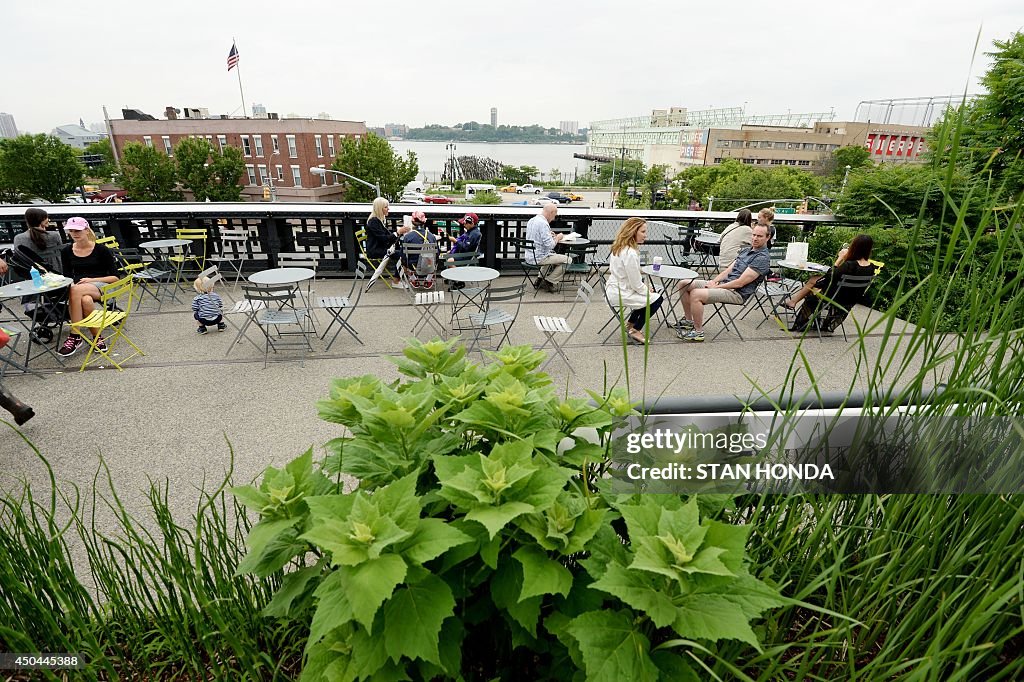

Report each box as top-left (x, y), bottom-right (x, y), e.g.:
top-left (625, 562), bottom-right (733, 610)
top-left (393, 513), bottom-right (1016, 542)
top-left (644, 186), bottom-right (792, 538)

top-left (4, 0), bottom-right (1022, 134)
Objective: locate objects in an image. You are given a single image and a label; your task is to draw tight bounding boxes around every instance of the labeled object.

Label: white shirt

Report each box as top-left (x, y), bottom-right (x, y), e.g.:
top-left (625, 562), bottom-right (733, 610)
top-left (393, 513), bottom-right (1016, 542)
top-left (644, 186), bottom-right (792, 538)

top-left (525, 214), bottom-right (555, 264)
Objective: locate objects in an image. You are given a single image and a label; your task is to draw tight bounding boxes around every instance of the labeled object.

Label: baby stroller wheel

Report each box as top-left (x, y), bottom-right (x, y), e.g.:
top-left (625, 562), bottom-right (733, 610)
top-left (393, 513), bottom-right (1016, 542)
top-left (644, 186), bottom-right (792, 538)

top-left (31, 327), bottom-right (53, 344)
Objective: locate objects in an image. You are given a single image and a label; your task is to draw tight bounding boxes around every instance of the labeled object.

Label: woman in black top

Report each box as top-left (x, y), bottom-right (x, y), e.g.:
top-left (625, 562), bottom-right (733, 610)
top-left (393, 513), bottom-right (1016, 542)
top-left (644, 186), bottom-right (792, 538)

top-left (785, 234), bottom-right (878, 332)
top-left (57, 217), bottom-right (120, 357)
top-left (364, 197), bottom-right (411, 286)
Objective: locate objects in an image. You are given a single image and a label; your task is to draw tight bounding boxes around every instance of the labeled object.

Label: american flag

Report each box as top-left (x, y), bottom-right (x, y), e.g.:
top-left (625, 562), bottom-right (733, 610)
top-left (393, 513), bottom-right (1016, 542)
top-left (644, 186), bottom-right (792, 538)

top-left (227, 43), bottom-right (240, 71)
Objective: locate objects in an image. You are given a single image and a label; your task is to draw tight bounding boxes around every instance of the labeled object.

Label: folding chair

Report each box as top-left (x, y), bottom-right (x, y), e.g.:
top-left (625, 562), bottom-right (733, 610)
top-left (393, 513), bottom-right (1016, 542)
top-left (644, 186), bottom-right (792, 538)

top-left (466, 281), bottom-right (526, 353)
top-left (507, 237), bottom-right (543, 294)
top-left (401, 245), bottom-right (448, 339)
top-left (563, 243), bottom-right (599, 293)
top-left (316, 261), bottom-right (367, 350)
top-left (208, 227), bottom-right (253, 285)
top-left (170, 228), bottom-right (209, 280)
top-left (596, 277), bottom-right (631, 344)
top-left (805, 274), bottom-right (875, 342)
top-left (239, 283), bottom-right (314, 368)
top-left (355, 228), bottom-right (394, 289)
top-left (223, 297), bottom-right (267, 356)
top-left (274, 252), bottom-right (319, 310)
top-left (68, 275), bottom-right (145, 371)
top-left (705, 299), bottom-right (747, 341)
top-left (194, 264), bottom-right (235, 305)
top-left (534, 282), bottom-right (592, 374)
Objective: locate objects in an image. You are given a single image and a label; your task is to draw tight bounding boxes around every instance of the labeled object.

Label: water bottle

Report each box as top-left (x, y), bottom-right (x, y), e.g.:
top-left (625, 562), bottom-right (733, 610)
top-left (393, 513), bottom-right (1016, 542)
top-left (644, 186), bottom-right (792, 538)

top-left (30, 266), bottom-right (43, 289)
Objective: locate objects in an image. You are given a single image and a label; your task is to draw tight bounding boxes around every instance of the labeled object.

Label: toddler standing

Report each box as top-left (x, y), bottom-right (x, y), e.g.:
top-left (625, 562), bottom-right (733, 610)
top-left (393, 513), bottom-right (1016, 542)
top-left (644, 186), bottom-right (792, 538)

top-left (192, 276), bottom-right (225, 335)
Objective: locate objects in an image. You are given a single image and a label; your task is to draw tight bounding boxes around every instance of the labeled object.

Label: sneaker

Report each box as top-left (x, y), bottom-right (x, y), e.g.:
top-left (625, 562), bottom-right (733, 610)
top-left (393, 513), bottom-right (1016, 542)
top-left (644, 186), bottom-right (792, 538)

top-left (671, 319), bottom-right (695, 331)
top-left (678, 330), bottom-right (705, 343)
top-left (57, 335), bottom-right (84, 357)
top-left (216, 322), bottom-right (227, 332)
top-left (197, 326), bottom-right (208, 335)
top-left (94, 337), bottom-right (107, 352)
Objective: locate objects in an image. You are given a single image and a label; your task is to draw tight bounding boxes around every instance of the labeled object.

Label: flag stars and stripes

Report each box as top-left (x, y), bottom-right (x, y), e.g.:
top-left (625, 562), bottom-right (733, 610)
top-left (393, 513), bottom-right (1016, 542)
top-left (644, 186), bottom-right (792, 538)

top-left (227, 43), bottom-right (240, 71)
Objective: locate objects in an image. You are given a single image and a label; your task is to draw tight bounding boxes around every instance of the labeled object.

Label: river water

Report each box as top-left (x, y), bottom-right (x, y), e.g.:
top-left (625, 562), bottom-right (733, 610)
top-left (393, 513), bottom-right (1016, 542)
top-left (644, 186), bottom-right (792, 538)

top-left (387, 140), bottom-right (587, 182)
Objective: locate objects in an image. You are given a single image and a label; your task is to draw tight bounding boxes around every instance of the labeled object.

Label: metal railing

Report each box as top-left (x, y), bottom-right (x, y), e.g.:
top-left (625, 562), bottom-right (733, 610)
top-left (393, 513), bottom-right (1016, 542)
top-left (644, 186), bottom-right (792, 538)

top-left (0, 202), bottom-right (839, 278)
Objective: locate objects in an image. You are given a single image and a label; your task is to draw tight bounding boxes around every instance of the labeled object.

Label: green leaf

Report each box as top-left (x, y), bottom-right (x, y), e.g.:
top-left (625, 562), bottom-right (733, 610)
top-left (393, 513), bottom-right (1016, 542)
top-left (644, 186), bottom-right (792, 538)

top-left (671, 593), bottom-right (761, 649)
top-left (235, 517), bottom-right (303, 577)
top-left (396, 518), bottom-right (473, 566)
top-left (589, 562), bottom-right (677, 628)
top-left (466, 501), bottom-right (534, 539)
top-left (651, 650), bottom-right (700, 681)
top-left (514, 545), bottom-right (573, 600)
top-left (566, 609), bottom-right (659, 682)
top-left (371, 473), bottom-right (422, 533)
top-left (262, 564), bottom-right (322, 619)
top-left (702, 518), bottom-right (751, 575)
top-left (230, 484), bottom-right (271, 513)
top-left (339, 555), bottom-right (408, 632)
top-left (479, 535), bottom-right (501, 569)
top-left (677, 546), bottom-right (734, 577)
top-left (491, 559), bottom-right (543, 637)
top-left (383, 574), bottom-right (456, 665)
top-left (307, 570), bottom-right (353, 649)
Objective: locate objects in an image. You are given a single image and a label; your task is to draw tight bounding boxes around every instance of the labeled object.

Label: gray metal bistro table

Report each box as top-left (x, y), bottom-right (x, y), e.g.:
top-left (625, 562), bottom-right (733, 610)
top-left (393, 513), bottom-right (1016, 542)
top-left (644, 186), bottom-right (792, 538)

top-left (248, 267), bottom-right (317, 310)
top-left (139, 238), bottom-right (191, 304)
top-left (441, 266), bottom-right (500, 333)
top-left (762, 260), bottom-right (831, 326)
top-left (640, 264), bottom-right (698, 337)
top-left (693, 231), bottom-right (721, 272)
top-left (0, 275), bottom-right (73, 371)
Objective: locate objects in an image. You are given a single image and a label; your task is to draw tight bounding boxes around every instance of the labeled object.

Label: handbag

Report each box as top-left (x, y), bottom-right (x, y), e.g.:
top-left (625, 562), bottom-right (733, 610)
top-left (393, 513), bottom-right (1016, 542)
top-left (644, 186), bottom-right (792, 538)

top-left (0, 328), bottom-right (10, 349)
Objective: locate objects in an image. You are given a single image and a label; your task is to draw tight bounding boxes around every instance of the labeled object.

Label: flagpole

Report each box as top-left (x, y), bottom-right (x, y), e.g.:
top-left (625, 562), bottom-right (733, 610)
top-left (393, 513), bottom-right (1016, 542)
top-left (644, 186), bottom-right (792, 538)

top-left (233, 37), bottom-right (248, 117)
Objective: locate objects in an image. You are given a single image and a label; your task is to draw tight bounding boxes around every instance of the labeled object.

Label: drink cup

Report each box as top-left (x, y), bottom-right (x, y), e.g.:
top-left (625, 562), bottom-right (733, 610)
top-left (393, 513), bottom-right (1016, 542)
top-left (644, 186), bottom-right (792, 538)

top-left (652, 256), bottom-right (663, 272)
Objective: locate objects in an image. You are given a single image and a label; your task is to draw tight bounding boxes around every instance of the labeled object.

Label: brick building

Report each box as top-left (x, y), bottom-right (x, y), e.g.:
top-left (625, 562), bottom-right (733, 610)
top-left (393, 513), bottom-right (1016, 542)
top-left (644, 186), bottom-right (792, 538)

top-left (109, 116), bottom-right (367, 202)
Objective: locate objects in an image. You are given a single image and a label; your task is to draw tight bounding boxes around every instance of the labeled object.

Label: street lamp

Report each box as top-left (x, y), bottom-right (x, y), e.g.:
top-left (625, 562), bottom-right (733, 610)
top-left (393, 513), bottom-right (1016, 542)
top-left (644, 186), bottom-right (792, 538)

top-left (445, 143), bottom-right (457, 185)
top-left (310, 166), bottom-right (381, 198)
top-left (836, 164), bottom-right (852, 213)
top-left (265, 150), bottom-right (279, 201)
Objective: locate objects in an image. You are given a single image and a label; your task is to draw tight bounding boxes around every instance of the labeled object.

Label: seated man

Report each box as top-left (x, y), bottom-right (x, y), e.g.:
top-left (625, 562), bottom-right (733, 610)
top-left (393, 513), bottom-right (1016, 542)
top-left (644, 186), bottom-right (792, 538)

top-left (524, 204), bottom-right (571, 292)
top-left (674, 223), bottom-right (771, 342)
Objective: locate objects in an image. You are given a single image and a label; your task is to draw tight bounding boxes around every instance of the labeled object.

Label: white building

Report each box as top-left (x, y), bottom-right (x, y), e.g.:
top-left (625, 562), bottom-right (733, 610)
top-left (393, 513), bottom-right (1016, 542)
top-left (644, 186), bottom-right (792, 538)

top-left (0, 112), bottom-right (18, 138)
top-left (52, 124), bottom-right (106, 149)
top-left (559, 120), bottom-right (579, 135)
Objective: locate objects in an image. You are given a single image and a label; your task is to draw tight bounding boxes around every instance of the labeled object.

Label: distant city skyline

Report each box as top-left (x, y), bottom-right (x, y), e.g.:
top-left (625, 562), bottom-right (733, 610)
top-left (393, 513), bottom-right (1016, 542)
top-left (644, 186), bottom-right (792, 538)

top-left (3, 1), bottom-right (1020, 136)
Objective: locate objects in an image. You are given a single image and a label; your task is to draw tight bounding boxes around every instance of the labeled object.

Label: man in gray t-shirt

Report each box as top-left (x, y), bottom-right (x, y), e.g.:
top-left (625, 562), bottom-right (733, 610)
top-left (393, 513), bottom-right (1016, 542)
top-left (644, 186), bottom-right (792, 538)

top-left (674, 223), bottom-right (771, 342)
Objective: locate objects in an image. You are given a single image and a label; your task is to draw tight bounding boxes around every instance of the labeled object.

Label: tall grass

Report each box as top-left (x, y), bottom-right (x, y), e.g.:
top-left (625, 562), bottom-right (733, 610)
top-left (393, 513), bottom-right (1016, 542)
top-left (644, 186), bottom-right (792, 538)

top-left (710, 98), bottom-right (1024, 679)
top-left (0, 442), bottom-right (307, 680)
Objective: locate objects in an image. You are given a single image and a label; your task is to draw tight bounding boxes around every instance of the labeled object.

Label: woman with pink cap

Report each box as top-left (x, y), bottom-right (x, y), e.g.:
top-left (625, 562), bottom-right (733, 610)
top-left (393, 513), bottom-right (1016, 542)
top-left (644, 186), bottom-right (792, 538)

top-left (57, 217), bottom-right (119, 357)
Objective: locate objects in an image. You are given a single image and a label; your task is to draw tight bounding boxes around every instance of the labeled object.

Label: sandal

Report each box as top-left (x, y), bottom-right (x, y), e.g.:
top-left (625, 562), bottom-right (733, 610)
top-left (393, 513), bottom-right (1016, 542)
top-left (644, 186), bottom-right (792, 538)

top-left (780, 299), bottom-right (796, 310)
top-left (628, 331), bottom-right (648, 346)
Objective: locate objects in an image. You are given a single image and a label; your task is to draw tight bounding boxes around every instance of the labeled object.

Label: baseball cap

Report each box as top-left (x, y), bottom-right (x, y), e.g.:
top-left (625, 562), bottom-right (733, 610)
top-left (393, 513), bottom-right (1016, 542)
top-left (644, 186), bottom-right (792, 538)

top-left (64, 217), bottom-right (90, 231)
top-left (411, 210), bottom-right (427, 223)
top-left (458, 212), bottom-right (480, 226)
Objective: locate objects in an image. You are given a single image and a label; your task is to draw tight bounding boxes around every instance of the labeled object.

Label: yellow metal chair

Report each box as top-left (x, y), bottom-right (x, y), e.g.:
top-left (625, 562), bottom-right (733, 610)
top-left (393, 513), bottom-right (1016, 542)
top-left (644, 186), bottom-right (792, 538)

top-left (170, 228), bottom-right (209, 279)
top-left (69, 276), bottom-right (145, 371)
top-left (355, 228), bottom-right (393, 289)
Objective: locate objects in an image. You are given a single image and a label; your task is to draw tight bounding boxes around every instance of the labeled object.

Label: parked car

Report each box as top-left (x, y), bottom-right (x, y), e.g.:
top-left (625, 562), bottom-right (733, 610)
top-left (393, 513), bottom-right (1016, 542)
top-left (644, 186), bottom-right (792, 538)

top-left (563, 191), bottom-right (584, 201)
top-left (400, 191), bottom-right (426, 202)
top-left (533, 196), bottom-right (559, 207)
top-left (422, 195), bottom-right (454, 204)
top-left (499, 184), bottom-right (518, 193)
top-left (545, 192), bottom-right (573, 204)
top-left (516, 183), bottom-right (543, 194)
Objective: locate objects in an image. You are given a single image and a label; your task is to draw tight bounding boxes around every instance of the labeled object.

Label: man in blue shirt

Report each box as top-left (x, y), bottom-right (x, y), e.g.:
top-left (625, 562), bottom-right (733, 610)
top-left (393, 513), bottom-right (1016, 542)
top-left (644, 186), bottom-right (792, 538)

top-left (675, 223), bottom-right (772, 342)
top-left (524, 204), bottom-right (570, 292)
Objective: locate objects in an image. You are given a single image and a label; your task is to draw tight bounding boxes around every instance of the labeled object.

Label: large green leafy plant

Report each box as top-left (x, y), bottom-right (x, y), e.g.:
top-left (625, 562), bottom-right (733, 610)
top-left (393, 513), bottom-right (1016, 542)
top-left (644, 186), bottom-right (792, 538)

top-left (233, 339), bottom-right (783, 680)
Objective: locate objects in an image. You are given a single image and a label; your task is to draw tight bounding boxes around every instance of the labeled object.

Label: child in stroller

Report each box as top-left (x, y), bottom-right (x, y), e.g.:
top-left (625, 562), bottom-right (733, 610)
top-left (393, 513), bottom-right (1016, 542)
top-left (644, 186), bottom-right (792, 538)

top-left (400, 211), bottom-right (438, 290)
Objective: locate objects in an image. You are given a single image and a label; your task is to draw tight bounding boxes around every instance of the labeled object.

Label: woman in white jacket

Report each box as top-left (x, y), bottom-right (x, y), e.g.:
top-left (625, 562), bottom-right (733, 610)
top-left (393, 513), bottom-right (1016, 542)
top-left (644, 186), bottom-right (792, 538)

top-left (605, 217), bottom-right (663, 345)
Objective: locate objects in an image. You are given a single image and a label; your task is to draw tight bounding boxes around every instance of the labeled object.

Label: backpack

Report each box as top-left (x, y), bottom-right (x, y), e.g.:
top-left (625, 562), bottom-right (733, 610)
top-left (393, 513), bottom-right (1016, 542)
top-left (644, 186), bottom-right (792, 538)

top-left (413, 231), bottom-right (437, 276)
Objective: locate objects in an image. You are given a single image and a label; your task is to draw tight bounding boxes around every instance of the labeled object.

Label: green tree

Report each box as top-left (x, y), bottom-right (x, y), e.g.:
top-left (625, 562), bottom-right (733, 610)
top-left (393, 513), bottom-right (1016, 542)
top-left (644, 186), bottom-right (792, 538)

top-left (0, 134), bottom-right (85, 202)
top-left (519, 165), bottom-right (540, 183)
top-left (839, 163), bottom-right (981, 225)
top-left (937, 32), bottom-right (1024, 199)
top-left (334, 133), bottom-right (418, 202)
top-left (81, 138), bottom-right (117, 180)
top-left (174, 137), bottom-right (245, 201)
top-left (119, 142), bottom-right (182, 202)
top-left (597, 159), bottom-right (645, 186)
top-left (821, 145), bottom-right (872, 183)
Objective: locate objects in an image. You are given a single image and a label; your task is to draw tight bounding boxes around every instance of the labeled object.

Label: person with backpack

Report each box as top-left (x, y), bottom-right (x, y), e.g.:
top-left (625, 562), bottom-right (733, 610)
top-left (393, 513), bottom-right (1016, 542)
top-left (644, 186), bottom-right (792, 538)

top-left (400, 211), bottom-right (438, 289)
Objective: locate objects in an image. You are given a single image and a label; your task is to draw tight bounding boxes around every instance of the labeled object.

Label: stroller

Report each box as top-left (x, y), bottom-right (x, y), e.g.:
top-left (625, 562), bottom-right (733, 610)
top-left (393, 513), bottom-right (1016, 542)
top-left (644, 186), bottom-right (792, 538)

top-left (2, 245), bottom-right (69, 344)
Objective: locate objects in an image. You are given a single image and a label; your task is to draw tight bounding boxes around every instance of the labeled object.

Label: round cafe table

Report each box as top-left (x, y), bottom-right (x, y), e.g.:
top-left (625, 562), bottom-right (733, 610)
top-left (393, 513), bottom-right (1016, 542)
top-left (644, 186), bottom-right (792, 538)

top-left (439, 266), bottom-right (499, 285)
top-left (248, 267), bottom-right (316, 286)
top-left (139, 238), bottom-right (192, 303)
top-left (640, 264), bottom-right (699, 336)
top-left (441, 266), bottom-right (500, 332)
top-left (0, 275), bottom-right (74, 370)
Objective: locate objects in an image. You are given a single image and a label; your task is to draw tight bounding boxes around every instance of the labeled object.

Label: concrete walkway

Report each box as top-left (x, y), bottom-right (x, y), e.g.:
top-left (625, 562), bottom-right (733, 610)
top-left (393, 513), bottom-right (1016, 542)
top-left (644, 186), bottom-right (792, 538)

top-left (0, 275), bottom-right (926, 517)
